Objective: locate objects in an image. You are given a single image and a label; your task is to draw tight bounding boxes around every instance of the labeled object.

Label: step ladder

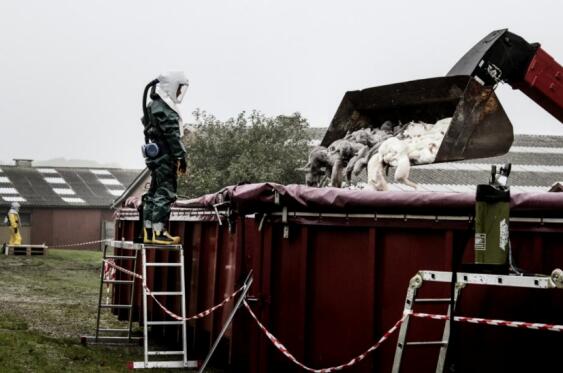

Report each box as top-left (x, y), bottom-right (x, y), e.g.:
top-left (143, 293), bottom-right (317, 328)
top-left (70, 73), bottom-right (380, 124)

top-left (81, 240), bottom-right (141, 345)
top-left (392, 270), bottom-right (560, 373)
top-left (132, 242), bottom-right (198, 369)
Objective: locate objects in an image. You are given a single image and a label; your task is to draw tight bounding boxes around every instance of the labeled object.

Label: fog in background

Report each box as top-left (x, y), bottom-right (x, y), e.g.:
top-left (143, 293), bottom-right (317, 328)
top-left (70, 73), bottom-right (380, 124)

top-left (1, 0), bottom-right (561, 169)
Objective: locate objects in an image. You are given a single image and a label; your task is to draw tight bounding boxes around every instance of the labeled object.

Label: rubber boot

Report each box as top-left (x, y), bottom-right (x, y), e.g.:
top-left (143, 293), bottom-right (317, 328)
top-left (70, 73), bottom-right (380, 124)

top-left (152, 229), bottom-right (181, 245)
top-left (143, 228), bottom-right (153, 244)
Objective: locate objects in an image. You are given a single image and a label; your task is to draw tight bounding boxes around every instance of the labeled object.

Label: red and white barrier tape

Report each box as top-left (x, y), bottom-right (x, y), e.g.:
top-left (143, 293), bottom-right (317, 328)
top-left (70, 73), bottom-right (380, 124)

top-left (409, 311), bottom-right (563, 332)
top-left (103, 259), bottom-right (242, 322)
top-left (103, 259), bottom-right (117, 281)
top-left (103, 259), bottom-right (117, 304)
top-left (147, 286), bottom-right (245, 322)
top-left (243, 300), bottom-right (406, 373)
top-left (53, 239), bottom-right (110, 248)
top-left (103, 259), bottom-right (142, 279)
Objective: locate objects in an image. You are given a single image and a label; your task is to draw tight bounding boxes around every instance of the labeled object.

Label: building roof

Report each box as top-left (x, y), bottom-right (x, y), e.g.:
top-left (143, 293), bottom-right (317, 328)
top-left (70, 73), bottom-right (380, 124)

top-left (110, 168), bottom-right (150, 209)
top-left (0, 164), bottom-right (141, 208)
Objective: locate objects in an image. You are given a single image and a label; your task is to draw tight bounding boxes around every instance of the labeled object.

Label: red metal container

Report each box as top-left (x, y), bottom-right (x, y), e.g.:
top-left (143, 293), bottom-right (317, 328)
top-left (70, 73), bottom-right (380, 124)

top-left (114, 184), bottom-right (563, 372)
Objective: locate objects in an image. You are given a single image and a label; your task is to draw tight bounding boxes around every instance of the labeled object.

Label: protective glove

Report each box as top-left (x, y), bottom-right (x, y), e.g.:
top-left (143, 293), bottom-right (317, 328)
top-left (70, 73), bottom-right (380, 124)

top-left (177, 158), bottom-right (187, 175)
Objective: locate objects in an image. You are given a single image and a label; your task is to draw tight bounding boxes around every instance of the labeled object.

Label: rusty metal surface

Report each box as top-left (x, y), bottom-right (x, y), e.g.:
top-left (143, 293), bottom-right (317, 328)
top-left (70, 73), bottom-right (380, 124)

top-left (435, 77), bottom-right (513, 162)
top-left (115, 189), bottom-right (563, 372)
top-left (447, 29), bottom-right (561, 123)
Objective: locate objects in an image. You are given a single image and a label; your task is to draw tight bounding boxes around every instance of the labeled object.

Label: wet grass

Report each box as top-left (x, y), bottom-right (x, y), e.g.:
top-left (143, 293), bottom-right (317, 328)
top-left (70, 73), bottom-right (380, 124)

top-left (0, 248), bottom-right (193, 372)
top-left (0, 313), bottom-right (141, 372)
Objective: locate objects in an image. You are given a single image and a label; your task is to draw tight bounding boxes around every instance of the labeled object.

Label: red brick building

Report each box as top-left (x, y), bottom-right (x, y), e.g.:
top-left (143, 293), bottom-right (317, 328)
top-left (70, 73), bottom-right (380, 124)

top-left (0, 160), bottom-right (140, 249)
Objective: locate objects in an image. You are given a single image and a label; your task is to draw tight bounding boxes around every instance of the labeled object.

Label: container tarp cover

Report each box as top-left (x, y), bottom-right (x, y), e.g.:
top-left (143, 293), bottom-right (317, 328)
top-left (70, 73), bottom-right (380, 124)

top-left (175, 182), bottom-right (563, 217)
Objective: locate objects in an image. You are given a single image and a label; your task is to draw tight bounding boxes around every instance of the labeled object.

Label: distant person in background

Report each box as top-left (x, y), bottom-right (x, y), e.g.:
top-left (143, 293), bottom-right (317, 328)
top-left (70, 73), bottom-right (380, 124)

top-left (140, 72), bottom-right (189, 245)
top-left (6, 202), bottom-right (22, 245)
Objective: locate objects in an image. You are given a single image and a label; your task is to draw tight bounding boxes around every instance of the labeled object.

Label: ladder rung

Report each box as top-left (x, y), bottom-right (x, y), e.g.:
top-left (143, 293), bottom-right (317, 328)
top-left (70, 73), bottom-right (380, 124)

top-left (419, 270), bottom-right (555, 289)
top-left (143, 244), bottom-right (183, 250)
top-left (407, 341), bottom-right (447, 346)
top-left (149, 291), bottom-right (183, 296)
top-left (145, 263), bottom-right (182, 267)
top-left (106, 255), bottom-right (137, 260)
top-left (100, 304), bottom-right (132, 309)
top-left (415, 298), bottom-right (452, 303)
top-left (86, 336), bottom-right (142, 340)
top-left (131, 361), bottom-right (198, 369)
top-left (148, 351), bottom-right (185, 356)
top-left (97, 328), bottom-right (130, 332)
top-left (146, 321), bottom-right (184, 326)
top-left (103, 280), bottom-right (135, 284)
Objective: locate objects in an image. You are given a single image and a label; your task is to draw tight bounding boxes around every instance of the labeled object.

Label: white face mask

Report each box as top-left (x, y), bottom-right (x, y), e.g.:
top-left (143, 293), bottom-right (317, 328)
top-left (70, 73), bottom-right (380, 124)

top-left (176, 84), bottom-right (188, 104)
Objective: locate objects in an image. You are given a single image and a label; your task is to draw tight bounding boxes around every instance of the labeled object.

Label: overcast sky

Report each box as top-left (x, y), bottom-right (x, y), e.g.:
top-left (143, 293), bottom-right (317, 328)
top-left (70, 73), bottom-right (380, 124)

top-left (0, 0), bottom-right (561, 169)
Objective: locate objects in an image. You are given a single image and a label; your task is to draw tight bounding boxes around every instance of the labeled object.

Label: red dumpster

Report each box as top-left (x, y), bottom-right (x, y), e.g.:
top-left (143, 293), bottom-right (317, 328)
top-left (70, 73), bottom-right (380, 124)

top-left (114, 183), bottom-right (563, 372)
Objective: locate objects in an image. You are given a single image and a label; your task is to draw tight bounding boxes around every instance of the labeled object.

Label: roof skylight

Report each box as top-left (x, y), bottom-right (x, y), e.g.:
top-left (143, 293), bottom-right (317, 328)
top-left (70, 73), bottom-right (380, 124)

top-left (99, 178), bottom-right (122, 186)
top-left (53, 188), bottom-right (76, 195)
top-left (2, 196), bottom-right (26, 202)
top-left (61, 197), bottom-right (86, 204)
top-left (0, 187), bottom-right (18, 195)
top-left (44, 177), bottom-right (67, 184)
top-left (90, 169), bottom-right (112, 175)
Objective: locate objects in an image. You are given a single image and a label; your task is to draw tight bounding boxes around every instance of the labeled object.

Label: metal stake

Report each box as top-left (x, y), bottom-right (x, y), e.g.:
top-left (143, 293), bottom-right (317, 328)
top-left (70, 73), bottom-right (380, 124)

top-left (198, 272), bottom-right (254, 373)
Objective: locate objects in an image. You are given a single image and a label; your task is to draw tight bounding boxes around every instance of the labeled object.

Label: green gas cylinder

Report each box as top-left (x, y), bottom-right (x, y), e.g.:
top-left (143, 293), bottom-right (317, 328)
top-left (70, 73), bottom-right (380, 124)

top-left (474, 184), bottom-right (510, 266)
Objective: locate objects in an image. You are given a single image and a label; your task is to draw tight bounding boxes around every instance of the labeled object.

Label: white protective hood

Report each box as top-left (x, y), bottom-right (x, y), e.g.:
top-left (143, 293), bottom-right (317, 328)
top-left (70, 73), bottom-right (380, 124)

top-left (9, 202), bottom-right (20, 214)
top-left (155, 72), bottom-right (189, 132)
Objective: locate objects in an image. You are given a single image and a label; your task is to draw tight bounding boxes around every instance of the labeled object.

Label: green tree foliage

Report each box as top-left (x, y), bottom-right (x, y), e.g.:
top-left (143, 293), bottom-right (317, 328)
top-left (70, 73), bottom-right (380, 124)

top-left (178, 110), bottom-right (311, 198)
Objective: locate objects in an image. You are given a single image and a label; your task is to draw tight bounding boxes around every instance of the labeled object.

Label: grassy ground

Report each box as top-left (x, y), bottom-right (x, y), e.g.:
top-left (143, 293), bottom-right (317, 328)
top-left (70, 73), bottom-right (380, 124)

top-left (0, 248), bottom-right (194, 372)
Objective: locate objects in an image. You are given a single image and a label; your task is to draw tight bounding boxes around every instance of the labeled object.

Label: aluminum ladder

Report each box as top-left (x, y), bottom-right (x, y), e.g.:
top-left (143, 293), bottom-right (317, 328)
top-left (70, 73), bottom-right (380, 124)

top-left (132, 243), bottom-right (198, 369)
top-left (81, 240), bottom-right (141, 345)
top-left (392, 270), bottom-right (561, 373)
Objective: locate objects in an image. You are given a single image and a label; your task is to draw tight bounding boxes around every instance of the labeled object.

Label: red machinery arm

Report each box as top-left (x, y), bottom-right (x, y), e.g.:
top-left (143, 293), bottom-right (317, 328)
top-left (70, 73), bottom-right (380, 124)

top-left (512, 47), bottom-right (562, 122)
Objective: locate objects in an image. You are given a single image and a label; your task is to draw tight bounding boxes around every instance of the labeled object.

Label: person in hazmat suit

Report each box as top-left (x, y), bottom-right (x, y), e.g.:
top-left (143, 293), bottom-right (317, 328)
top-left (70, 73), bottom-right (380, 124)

top-left (7, 202), bottom-right (22, 245)
top-left (140, 72), bottom-right (189, 245)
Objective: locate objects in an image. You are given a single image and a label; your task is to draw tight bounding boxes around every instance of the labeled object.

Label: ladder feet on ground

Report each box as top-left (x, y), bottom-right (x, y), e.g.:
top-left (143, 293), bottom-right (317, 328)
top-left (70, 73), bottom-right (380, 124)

top-left (81, 241), bottom-right (141, 346)
top-left (131, 241), bottom-right (199, 369)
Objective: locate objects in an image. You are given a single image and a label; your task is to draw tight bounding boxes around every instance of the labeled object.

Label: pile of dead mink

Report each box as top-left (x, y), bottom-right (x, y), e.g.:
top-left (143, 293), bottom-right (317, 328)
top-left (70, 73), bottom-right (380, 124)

top-left (300, 118), bottom-right (451, 190)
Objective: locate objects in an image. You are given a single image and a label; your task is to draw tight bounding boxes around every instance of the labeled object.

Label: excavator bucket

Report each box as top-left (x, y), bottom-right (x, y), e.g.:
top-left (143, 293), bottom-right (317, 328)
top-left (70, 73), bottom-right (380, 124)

top-left (321, 75), bottom-right (513, 163)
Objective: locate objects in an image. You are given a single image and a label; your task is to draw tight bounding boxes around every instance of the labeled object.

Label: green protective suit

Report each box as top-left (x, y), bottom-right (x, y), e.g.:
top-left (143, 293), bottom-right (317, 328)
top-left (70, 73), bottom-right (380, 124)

top-left (143, 97), bottom-right (186, 225)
